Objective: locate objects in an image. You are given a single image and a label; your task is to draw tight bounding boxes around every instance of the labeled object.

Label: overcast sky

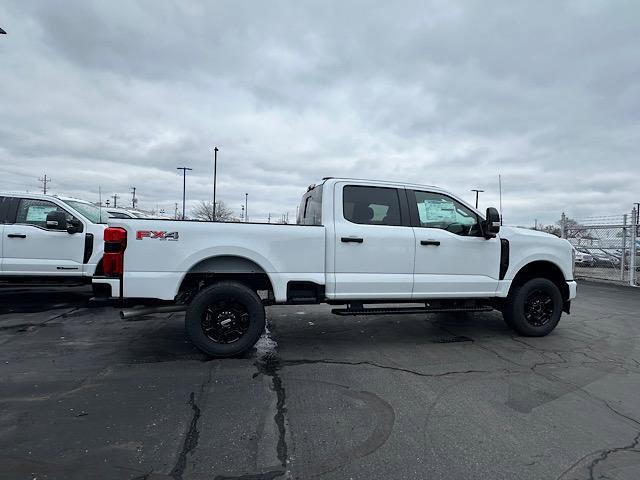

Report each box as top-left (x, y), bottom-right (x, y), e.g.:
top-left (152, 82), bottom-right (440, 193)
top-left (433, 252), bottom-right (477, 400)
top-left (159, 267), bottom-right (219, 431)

top-left (1, 1), bottom-right (639, 225)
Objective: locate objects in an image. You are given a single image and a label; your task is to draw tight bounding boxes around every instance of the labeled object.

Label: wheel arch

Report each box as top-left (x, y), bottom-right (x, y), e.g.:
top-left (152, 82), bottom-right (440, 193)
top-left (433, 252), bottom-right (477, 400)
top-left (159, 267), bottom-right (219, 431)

top-left (177, 254), bottom-right (275, 298)
top-left (509, 260), bottom-right (569, 302)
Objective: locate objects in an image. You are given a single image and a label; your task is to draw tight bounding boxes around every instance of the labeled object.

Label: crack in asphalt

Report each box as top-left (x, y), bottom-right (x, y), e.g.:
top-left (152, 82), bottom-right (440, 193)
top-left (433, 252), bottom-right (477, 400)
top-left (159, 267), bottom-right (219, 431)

top-left (130, 472), bottom-right (153, 480)
top-left (170, 391), bottom-right (201, 480)
top-left (214, 469), bottom-right (286, 480)
top-left (586, 404), bottom-right (640, 480)
top-left (275, 358), bottom-right (513, 378)
top-left (254, 355), bottom-right (288, 471)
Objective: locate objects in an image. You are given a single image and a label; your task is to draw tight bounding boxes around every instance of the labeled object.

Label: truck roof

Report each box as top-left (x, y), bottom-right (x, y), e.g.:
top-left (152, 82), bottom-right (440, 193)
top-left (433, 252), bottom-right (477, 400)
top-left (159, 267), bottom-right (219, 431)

top-left (0, 191), bottom-right (94, 204)
top-left (320, 177), bottom-right (441, 190)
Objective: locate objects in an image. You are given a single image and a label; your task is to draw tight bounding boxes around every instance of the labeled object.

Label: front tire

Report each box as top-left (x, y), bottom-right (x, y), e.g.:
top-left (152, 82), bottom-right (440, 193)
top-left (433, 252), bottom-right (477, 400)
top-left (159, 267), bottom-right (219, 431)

top-left (503, 278), bottom-right (563, 337)
top-left (185, 281), bottom-right (266, 357)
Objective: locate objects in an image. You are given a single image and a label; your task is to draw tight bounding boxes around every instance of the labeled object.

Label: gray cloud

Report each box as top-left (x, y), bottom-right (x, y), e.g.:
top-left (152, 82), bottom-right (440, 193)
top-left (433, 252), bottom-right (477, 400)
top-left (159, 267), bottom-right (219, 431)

top-left (1, 0), bottom-right (639, 224)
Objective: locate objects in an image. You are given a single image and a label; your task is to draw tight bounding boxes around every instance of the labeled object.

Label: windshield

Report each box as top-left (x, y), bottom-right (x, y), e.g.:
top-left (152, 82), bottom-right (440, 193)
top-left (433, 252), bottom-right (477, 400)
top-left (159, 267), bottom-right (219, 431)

top-left (64, 200), bottom-right (107, 224)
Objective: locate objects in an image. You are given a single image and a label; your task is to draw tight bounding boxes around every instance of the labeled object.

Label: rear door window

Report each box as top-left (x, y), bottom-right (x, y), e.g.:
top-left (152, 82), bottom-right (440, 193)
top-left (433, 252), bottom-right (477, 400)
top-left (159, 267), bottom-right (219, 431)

top-left (342, 186), bottom-right (403, 226)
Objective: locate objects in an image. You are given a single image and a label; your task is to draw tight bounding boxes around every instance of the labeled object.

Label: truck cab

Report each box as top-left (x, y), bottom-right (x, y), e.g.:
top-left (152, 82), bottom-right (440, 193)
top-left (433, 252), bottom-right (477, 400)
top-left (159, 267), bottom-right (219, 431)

top-left (0, 192), bottom-right (107, 286)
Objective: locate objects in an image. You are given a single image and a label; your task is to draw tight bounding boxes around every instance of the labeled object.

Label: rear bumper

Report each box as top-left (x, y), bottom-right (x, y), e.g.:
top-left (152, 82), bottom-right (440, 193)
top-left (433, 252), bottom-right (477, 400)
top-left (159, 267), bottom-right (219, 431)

top-left (92, 277), bottom-right (120, 298)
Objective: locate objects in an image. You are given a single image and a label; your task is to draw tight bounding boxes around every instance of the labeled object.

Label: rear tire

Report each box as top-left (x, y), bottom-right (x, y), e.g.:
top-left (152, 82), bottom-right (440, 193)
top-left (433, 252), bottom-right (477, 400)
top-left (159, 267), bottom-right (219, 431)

top-left (185, 281), bottom-right (266, 357)
top-left (503, 278), bottom-right (563, 337)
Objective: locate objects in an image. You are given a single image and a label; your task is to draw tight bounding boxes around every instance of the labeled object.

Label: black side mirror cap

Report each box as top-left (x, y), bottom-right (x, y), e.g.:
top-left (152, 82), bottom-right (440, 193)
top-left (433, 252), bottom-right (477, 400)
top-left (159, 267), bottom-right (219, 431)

top-left (46, 211), bottom-right (68, 230)
top-left (67, 218), bottom-right (84, 234)
top-left (482, 207), bottom-right (501, 238)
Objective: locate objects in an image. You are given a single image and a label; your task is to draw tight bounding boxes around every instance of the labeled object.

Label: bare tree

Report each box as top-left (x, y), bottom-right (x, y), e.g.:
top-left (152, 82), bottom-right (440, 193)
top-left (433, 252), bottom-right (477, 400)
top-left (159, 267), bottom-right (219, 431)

top-left (191, 200), bottom-right (238, 222)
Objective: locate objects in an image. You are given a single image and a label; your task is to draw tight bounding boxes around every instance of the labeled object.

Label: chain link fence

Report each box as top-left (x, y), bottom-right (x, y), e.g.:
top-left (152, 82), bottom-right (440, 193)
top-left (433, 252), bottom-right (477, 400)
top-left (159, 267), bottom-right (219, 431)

top-left (561, 209), bottom-right (639, 286)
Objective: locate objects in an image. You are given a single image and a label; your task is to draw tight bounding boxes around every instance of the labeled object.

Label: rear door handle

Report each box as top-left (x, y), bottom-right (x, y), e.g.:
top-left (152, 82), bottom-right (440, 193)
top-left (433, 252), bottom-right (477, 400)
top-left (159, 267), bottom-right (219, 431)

top-left (7, 233), bottom-right (26, 239)
top-left (420, 240), bottom-right (440, 246)
top-left (341, 237), bottom-right (364, 243)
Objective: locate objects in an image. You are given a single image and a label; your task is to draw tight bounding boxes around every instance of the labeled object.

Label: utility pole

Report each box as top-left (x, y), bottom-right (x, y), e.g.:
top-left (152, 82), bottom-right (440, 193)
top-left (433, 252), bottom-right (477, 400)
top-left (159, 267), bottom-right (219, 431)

top-left (213, 147), bottom-right (218, 221)
top-left (245, 193), bottom-right (248, 222)
top-left (38, 174), bottom-right (51, 194)
top-left (176, 167), bottom-right (192, 220)
top-left (268, 213), bottom-right (271, 223)
top-left (498, 174), bottom-right (503, 225)
top-left (131, 187), bottom-right (137, 209)
top-left (112, 193), bottom-right (119, 208)
top-left (470, 189), bottom-right (484, 209)
top-left (534, 219), bottom-right (538, 230)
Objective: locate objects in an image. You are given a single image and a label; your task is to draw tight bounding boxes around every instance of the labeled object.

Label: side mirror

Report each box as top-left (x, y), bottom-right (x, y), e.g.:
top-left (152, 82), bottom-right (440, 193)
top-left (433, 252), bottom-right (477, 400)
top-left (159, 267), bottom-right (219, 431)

top-left (46, 211), bottom-right (68, 231)
top-left (67, 218), bottom-right (84, 234)
top-left (482, 207), bottom-right (501, 239)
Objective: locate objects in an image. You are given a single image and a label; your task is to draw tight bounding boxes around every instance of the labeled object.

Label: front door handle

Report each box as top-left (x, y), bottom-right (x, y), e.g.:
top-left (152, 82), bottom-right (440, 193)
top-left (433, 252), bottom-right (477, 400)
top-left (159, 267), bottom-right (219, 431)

top-left (341, 237), bottom-right (364, 243)
top-left (7, 233), bottom-right (27, 239)
top-left (420, 240), bottom-right (440, 246)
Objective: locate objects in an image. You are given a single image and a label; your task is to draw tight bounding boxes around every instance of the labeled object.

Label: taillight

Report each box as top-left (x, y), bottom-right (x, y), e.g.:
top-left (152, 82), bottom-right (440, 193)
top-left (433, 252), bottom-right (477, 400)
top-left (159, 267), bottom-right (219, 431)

top-left (103, 227), bottom-right (127, 277)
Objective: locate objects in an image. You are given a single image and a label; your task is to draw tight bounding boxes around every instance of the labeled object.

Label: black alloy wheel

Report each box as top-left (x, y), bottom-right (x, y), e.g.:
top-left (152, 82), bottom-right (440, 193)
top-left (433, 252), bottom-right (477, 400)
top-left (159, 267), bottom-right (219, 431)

top-left (202, 301), bottom-right (250, 344)
top-left (523, 289), bottom-right (554, 327)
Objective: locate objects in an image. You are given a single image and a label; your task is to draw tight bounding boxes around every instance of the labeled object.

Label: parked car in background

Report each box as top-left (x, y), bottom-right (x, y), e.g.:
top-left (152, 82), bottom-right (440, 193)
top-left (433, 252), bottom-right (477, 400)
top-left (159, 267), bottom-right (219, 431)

top-left (0, 192), bottom-right (107, 292)
top-left (572, 247), bottom-right (594, 267)
top-left (105, 207), bottom-right (138, 219)
top-left (581, 247), bottom-right (620, 268)
top-left (105, 207), bottom-right (170, 220)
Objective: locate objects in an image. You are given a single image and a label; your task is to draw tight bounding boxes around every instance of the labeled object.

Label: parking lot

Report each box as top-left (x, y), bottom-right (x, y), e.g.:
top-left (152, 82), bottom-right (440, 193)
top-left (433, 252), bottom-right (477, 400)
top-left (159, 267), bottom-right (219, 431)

top-left (1, 282), bottom-right (639, 480)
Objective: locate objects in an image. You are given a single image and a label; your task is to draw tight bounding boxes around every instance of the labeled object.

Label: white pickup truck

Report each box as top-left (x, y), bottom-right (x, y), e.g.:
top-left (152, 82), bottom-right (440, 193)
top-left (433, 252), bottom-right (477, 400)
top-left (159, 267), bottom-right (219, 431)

top-left (94, 178), bottom-right (577, 357)
top-left (0, 192), bottom-right (108, 291)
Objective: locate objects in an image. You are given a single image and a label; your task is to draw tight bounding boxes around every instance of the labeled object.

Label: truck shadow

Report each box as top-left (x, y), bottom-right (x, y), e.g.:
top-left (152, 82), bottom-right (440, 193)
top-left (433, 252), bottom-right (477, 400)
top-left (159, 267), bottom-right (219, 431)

top-left (120, 310), bottom-right (516, 364)
top-left (0, 285), bottom-right (93, 315)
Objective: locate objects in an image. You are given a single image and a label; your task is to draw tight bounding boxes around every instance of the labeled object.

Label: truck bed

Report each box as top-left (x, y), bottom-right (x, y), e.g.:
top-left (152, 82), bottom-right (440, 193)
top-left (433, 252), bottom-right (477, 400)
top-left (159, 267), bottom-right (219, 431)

top-left (108, 219), bottom-right (326, 301)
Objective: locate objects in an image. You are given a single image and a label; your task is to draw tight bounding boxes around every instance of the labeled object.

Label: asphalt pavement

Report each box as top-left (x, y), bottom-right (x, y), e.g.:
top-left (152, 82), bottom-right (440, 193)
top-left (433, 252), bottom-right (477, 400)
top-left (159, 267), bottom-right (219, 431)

top-left (1, 282), bottom-right (640, 480)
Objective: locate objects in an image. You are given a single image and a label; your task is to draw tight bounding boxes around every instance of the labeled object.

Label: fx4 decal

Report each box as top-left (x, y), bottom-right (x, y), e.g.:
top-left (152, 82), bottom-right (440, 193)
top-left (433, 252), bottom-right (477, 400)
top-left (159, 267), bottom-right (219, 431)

top-left (136, 230), bottom-right (179, 241)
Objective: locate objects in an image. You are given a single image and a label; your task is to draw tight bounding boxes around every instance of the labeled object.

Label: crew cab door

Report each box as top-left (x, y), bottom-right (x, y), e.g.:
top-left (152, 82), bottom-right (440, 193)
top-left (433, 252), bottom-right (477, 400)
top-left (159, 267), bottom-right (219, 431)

top-left (408, 189), bottom-right (500, 297)
top-left (2, 198), bottom-right (85, 276)
top-left (331, 183), bottom-right (415, 299)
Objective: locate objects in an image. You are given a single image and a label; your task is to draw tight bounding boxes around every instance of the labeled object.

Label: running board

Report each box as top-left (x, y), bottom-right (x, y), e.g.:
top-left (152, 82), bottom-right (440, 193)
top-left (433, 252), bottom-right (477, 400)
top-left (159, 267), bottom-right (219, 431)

top-left (331, 305), bottom-right (493, 316)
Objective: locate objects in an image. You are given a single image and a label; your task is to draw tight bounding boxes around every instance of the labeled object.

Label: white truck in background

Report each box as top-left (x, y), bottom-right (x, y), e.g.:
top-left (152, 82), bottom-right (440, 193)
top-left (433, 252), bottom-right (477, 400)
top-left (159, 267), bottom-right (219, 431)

top-left (0, 192), bottom-right (108, 292)
top-left (94, 177), bottom-right (577, 357)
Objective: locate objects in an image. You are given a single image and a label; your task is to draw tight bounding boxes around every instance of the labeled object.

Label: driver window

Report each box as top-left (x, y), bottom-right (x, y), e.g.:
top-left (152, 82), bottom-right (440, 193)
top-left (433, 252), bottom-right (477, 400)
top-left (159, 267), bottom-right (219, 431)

top-left (413, 191), bottom-right (480, 236)
top-left (16, 199), bottom-right (72, 229)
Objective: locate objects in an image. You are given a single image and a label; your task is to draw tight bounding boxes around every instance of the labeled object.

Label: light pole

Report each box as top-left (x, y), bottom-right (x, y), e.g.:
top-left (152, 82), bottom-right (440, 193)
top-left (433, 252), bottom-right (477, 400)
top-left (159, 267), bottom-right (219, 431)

top-left (245, 193), bottom-right (248, 222)
top-left (470, 189), bottom-right (484, 209)
top-left (176, 167), bottom-right (192, 220)
top-left (213, 147), bottom-right (218, 221)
